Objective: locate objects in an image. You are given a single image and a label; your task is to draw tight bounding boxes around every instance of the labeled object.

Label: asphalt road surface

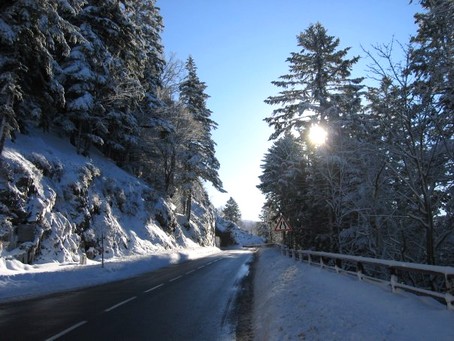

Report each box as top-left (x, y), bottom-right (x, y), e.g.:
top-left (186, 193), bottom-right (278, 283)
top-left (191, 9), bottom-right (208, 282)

top-left (0, 249), bottom-right (254, 340)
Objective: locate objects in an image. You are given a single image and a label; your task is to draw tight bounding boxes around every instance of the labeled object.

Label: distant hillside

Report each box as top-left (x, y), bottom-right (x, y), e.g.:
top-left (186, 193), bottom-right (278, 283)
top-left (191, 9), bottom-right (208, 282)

top-left (239, 220), bottom-right (260, 234)
top-left (0, 131), bottom-right (217, 265)
top-left (216, 217), bottom-right (263, 247)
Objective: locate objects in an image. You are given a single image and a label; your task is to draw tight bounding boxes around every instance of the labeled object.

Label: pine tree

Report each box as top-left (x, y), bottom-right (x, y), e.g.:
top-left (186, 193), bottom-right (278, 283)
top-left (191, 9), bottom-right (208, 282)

top-left (364, 36), bottom-right (453, 264)
top-left (223, 197), bottom-right (241, 224)
top-left (257, 133), bottom-right (319, 248)
top-left (178, 56), bottom-right (224, 220)
top-left (57, 0), bottom-right (148, 159)
top-left (0, 0), bottom-right (82, 153)
top-left (123, 0), bottom-right (165, 105)
top-left (59, 28), bottom-right (108, 155)
top-left (263, 23), bottom-right (364, 251)
top-left (265, 22), bottom-right (362, 140)
top-left (411, 0), bottom-right (454, 121)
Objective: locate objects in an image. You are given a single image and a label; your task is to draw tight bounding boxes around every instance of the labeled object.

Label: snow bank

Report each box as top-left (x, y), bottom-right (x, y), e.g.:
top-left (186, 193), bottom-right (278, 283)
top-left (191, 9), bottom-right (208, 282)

top-left (0, 246), bottom-right (220, 303)
top-left (253, 247), bottom-right (454, 340)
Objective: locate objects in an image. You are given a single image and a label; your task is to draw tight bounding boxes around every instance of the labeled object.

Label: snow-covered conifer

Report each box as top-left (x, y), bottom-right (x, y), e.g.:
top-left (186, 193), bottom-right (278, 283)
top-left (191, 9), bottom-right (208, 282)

top-left (0, 0), bottom-right (82, 153)
top-left (178, 57), bottom-right (224, 220)
top-left (265, 22), bottom-right (362, 140)
top-left (222, 197), bottom-right (242, 224)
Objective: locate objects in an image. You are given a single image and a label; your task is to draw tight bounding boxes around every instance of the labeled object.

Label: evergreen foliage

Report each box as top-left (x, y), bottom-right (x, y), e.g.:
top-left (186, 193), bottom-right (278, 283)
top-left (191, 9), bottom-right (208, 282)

top-left (178, 57), bottom-right (224, 220)
top-left (264, 22), bottom-right (363, 140)
top-left (222, 197), bottom-right (241, 223)
top-left (260, 10), bottom-right (454, 265)
top-left (0, 1), bottom-right (224, 226)
top-left (2, 0), bottom-right (451, 267)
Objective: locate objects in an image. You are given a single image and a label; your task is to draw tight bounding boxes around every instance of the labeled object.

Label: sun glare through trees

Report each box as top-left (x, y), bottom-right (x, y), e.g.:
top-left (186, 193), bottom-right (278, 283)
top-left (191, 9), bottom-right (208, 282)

top-left (308, 125), bottom-right (327, 146)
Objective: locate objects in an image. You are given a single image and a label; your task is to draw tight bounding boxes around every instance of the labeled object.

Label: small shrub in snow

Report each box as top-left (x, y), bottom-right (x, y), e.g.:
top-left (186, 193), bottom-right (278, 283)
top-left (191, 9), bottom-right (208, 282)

top-left (28, 153), bottom-right (52, 177)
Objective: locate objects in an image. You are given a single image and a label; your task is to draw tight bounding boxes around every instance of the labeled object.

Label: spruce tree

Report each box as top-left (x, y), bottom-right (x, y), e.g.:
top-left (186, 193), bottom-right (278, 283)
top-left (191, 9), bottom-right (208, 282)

top-left (265, 22), bottom-right (362, 140)
top-left (178, 57), bottom-right (224, 220)
top-left (58, 0), bottom-right (146, 159)
top-left (223, 197), bottom-right (242, 224)
top-left (0, 0), bottom-right (82, 153)
top-left (263, 23), bottom-right (364, 252)
top-left (363, 5), bottom-right (454, 264)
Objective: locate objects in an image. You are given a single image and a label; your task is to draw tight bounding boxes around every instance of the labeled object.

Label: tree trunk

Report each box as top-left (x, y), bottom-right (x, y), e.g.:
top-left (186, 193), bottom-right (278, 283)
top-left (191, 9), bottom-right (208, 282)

top-left (0, 113), bottom-right (7, 155)
top-left (185, 190), bottom-right (192, 222)
top-left (424, 196), bottom-right (435, 265)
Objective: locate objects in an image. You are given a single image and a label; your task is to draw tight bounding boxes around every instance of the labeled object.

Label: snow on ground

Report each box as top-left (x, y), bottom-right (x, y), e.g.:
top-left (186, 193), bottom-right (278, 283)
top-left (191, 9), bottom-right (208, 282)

top-left (3, 245), bottom-right (452, 340)
top-left (1, 130), bottom-right (217, 265)
top-left (0, 246), bottom-right (220, 303)
top-left (216, 216), bottom-right (264, 246)
top-left (230, 226), bottom-right (264, 246)
top-left (253, 247), bottom-right (454, 341)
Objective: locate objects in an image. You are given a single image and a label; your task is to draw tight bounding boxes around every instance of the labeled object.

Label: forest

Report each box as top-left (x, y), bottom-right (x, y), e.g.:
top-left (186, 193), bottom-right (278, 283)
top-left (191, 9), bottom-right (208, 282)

top-left (258, 0), bottom-right (454, 266)
top-left (0, 0), bottom-right (223, 226)
top-left (0, 1), bottom-right (452, 266)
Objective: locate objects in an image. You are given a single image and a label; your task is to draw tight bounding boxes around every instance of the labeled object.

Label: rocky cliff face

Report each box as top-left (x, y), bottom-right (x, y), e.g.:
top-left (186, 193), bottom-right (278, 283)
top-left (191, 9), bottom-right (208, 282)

top-left (0, 132), bottom-right (216, 264)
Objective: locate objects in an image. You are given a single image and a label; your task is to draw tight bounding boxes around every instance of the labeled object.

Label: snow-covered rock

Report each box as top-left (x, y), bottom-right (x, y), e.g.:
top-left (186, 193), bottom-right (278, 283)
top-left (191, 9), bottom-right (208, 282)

top-left (0, 131), bottom-right (217, 265)
top-left (215, 216), bottom-right (264, 247)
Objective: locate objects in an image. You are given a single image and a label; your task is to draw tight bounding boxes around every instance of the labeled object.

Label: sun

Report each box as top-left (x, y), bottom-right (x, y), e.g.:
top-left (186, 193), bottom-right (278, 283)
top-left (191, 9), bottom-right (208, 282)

top-left (308, 125), bottom-right (327, 146)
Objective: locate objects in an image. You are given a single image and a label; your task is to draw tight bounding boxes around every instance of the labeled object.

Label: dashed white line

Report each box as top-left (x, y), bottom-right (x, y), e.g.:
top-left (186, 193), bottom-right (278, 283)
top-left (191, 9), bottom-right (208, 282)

top-left (105, 296), bottom-right (137, 312)
top-left (45, 320), bottom-right (87, 341)
top-left (47, 259), bottom-right (225, 340)
top-left (169, 275), bottom-right (183, 282)
top-left (144, 283), bottom-right (164, 293)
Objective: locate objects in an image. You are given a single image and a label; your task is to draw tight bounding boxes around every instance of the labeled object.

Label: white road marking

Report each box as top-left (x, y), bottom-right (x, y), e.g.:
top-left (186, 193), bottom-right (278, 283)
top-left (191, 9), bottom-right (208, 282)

top-left (45, 321), bottom-right (87, 341)
top-left (45, 257), bottom-right (225, 341)
top-left (104, 296), bottom-right (137, 312)
top-left (169, 275), bottom-right (183, 282)
top-left (144, 283), bottom-right (164, 293)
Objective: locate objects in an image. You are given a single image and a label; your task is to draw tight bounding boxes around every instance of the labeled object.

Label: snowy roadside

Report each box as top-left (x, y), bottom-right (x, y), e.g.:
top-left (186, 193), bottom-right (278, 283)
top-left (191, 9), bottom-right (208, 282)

top-left (253, 247), bottom-right (454, 340)
top-left (0, 246), bottom-right (220, 303)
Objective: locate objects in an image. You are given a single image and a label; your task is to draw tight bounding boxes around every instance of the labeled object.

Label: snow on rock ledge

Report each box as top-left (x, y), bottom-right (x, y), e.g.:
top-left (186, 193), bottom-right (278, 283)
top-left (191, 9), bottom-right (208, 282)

top-left (0, 132), bottom-right (216, 265)
top-left (215, 216), bottom-right (264, 247)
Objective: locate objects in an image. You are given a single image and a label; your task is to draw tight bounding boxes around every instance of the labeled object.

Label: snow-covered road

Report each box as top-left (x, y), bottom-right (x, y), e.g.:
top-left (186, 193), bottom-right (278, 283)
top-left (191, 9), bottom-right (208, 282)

top-left (2, 246), bottom-right (453, 340)
top-left (0, 249), bottom-right (253, 340)
top-left (253, 247), bottom-right (454, 340)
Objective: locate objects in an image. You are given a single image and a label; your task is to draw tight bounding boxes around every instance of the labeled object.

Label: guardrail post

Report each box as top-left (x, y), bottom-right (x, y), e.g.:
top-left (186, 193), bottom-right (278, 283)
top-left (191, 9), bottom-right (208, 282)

top-left (280, 248), bottom-right (454, 309)
top-left (445, 275), bottom-right (453, 292)
top-left (335, 259), bottom-right (342, 274)
top-left (445, 293), bottom-right (454, 310)
top-left (390, 268), bottom-right (398, 293)
top-left (356, 262), bottom-right (364, 280)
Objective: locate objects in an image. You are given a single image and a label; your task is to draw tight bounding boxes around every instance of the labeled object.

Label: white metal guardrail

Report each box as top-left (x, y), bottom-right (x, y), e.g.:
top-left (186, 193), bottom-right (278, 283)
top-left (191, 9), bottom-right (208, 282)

top-left (278, 245), bottom-right (454, 310)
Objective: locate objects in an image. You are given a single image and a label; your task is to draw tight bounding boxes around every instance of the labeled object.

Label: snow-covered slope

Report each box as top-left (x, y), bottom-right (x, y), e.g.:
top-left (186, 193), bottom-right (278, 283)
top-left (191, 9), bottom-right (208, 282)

top-left (0, 131), bottom-right (216, 266)
top-left (216, 216), bottom-right (264, 246)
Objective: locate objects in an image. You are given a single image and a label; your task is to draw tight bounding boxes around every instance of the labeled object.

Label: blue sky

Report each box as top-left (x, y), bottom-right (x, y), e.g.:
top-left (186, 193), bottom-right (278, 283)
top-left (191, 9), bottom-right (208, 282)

top-left (156, 0), bottom-right (421, 220)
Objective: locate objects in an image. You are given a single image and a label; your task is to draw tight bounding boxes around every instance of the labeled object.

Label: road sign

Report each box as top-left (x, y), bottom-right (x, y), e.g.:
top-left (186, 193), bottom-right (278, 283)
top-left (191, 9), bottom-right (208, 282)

top-left (274, 216), bottom-right (292, 232)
